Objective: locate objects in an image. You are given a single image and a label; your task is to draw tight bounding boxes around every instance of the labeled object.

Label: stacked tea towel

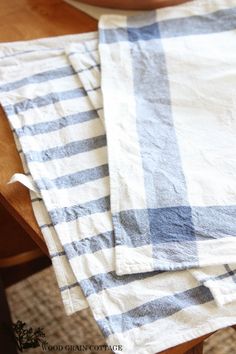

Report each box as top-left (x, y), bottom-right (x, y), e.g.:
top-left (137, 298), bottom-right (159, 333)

top-left (1, 0), bottom-right (236, 352)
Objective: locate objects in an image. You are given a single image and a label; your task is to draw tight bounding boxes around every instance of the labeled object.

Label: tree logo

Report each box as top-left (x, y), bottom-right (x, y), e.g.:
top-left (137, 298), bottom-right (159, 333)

top-left (11, 320), bottom-right (48, 352)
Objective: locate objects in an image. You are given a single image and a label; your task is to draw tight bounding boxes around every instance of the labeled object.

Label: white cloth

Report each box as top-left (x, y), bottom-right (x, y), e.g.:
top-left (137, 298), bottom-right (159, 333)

top-left (1, 1), bottom-right (236, 353)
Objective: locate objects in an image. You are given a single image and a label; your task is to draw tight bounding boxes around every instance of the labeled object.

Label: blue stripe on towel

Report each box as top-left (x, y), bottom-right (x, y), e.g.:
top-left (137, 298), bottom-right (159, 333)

top-left (0, 65), bottom-right (76, 92)
top-left (36, 164), bottom-right (109, 189)
top-left (25, 135), bottom-right (107, 162)
top-left (100, 7), bottom-right (236, 43)
top-left (49, 196), bottom-right (110, 224)
top-left (97, 285), bottom-right (213, 336)
top-left (16, 110), bottom-right (98, 136)
top-left (4, 88), bottom-right (87, 115)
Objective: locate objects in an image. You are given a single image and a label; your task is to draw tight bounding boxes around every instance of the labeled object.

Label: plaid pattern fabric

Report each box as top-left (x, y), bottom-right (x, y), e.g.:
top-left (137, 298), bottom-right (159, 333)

top-left (1, 1), bottom-right (236, 353)
top-left (99, 0), bottom-right (236, 274)
top-left (66, 39), bottom-right (236, 309)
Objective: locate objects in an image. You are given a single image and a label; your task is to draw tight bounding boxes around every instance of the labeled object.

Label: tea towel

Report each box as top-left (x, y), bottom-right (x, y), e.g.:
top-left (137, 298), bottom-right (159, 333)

top-left (0, 33), bottom-right (97, 314)
top-left (1, 0), bottom-right (236, 353)
top-left (99, 0), bottom-right (236, 274)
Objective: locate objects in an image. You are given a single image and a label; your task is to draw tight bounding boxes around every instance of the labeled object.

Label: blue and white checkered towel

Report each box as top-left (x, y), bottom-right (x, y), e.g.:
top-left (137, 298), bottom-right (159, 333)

top-left (1, 0), bottom-right (236, 353)
top-left (99, 0), bottom-right (236, 275)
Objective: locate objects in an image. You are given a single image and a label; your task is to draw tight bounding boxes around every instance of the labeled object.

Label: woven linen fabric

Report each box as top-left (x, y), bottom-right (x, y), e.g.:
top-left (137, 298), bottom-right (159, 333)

top-left (1, 1), bottom-right (236, 353)
top-left (66, 40), bottom-right (236, 309)
top-left (0, 33), bottom-right (97, 315)
top-left (99, 0), bottom-right (236, 274)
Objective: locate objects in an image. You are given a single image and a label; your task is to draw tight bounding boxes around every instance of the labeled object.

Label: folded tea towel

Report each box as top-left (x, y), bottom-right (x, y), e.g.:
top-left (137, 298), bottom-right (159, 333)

top-left (1, 0), bottom-right (236, 353)
top-left (67, 39), bottom-right (236, 308)
top-left (0, 33), bottom-right (96, 315)
top-left (99, 0), bottom-right (236, 275)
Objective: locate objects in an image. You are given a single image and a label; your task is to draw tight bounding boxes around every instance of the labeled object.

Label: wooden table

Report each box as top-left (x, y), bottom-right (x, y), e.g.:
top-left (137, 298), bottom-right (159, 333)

top-left (0, 1), bottom-right (232, 353)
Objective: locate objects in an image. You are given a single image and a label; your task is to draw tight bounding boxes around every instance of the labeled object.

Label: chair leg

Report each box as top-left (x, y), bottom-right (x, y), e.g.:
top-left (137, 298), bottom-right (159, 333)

top-left (185, 342), bottom-right (203, 354)
top-left (0, 273), bottom-right (18, 354)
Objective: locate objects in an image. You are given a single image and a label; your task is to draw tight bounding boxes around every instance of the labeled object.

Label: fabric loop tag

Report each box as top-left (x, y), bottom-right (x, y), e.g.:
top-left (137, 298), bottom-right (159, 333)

top-left (8, 173), bottom-right (41, 198)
